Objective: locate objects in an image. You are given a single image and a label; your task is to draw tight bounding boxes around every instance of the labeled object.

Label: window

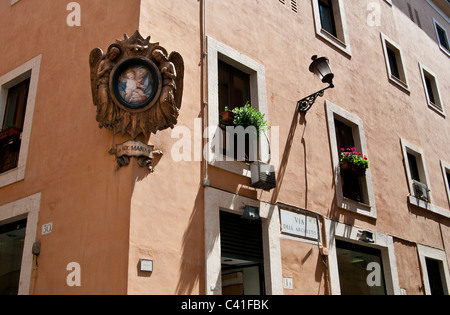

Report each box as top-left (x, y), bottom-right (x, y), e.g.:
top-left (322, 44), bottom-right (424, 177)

top-left (419, 63), bottom-right (445, 115)
top-left (319, 0), bottom-right (337, 37)
top-left (0, 55), bottom-right (41, 188)
top-left (434, 18), bottom-right (450, 56)
top-left (326, 220), bottom-right (401, 295)
top-left (335, 119), bottom-right (364, 203)
top-left (417, 244), bottom-right (450, 295)
top-left (0, 78), bottom-right (30, 174)
top-left (387, 47), bottom-right (400, 80)
top-left (312, 0), bottom-right (352, 56)
top-left (407, 152), bottom-right (421, 182)
top-left (326, 101), bottom-right (377, 218)
top-left (207, 37), bottom-right (270, 175)
top-left (218, 60), bottom-right (250, 113)
top-left (441, 161), bottom-right (450, 208)
top-left (401, 139), bottom-right (433, 207)
top-left (218, 61), bottom-right (256, 162)
top-left (381, 33), bottom-right (409, 91)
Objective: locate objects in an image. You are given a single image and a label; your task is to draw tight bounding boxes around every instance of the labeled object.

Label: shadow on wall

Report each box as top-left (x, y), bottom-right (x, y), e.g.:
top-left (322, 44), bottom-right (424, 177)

top-left (176, 185), bottom-right (206, 294)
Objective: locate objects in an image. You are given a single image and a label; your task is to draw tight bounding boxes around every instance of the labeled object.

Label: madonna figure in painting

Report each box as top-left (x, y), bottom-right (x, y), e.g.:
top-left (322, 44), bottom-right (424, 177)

top-left (118, 65), bottom-right (154, 108)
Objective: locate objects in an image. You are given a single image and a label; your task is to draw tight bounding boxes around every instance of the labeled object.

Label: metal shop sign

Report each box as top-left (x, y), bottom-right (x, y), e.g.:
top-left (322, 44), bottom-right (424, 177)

top-left (280, 209), bottom-right (319, 240)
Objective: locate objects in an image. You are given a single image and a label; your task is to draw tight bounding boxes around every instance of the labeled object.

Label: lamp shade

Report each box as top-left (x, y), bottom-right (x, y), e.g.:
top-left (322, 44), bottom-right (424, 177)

top-left (309, 55), bottom-right (334, 85)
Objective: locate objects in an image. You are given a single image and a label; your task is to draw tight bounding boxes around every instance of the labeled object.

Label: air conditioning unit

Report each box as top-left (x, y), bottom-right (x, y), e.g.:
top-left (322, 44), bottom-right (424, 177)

top-left (250, 161), bottom-right (276, 191)
top-left (413, 180), bottom-right (429, 202)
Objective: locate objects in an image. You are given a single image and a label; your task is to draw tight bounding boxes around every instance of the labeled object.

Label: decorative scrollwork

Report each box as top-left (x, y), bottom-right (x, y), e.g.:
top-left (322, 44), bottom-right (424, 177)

top-left (297, 84), bottom-right (334, 113)
top-left (89, 31), bottom-right (184, 139)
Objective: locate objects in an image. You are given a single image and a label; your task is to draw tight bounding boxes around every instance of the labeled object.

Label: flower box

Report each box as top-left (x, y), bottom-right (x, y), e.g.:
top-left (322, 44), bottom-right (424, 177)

top-left (340, 161), bottom-right (366, 176)
top-left (339, 147), bottom-right (369, 176)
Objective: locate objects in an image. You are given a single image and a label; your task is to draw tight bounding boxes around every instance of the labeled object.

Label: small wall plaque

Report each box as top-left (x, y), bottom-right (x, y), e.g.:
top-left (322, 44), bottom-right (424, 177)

top-left (139, 259), bottom-right (153, 272)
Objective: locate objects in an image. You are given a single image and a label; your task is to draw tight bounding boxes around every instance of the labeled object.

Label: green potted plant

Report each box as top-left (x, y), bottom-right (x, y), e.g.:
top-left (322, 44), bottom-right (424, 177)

top-left (226, 102), bottom-right (269, 136)
top-left (219, 102), bottom-right (269, 162)
top-left (340, 147), bottom-right (369, 176)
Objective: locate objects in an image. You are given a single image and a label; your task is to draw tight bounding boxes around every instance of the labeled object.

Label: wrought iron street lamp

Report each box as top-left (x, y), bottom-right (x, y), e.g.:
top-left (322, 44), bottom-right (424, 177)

top-left (298, 55), bottom-right (335, 113)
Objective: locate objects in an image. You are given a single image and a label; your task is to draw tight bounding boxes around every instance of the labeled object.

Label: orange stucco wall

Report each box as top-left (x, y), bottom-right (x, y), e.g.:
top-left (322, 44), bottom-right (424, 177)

top-left (0, 0), bottom-right (449, 295)
top-left (0, 0), bottom-right (141, 294)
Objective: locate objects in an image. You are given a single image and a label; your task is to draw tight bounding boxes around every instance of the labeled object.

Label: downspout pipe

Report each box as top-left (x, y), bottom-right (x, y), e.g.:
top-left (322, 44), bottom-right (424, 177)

top-left (200, 0), bottom-right (209, 186)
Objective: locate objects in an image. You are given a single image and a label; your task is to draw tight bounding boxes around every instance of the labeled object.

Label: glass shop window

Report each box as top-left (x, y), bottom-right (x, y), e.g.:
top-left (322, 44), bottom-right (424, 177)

top-left (336, 240), bottom-right (387, 295)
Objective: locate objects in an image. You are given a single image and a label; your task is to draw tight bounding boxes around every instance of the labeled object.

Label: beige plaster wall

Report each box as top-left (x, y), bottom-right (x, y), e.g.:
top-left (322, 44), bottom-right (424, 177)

top-left (203, 0), bottom-right (450, 294)
top-left (126, 0), bottom-right (204, 294)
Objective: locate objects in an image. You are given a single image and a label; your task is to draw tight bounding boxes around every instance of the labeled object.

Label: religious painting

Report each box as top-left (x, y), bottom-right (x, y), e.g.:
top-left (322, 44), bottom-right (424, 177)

top-left (112, 58), bottom-right (160, 110)
top-left (89, 31), bottom-right (184, 139)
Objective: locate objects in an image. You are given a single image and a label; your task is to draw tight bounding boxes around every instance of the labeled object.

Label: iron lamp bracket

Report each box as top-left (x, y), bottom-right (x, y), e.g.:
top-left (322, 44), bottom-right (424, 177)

top-left (297, 83), bottom-right (334, 113)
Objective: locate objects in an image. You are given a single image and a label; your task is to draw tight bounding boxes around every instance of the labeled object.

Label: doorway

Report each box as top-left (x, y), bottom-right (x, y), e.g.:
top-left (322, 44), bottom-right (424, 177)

top-left (220, 211), bottom-right (265, 295)
top-left (0, 218), bottom-right (27, 295)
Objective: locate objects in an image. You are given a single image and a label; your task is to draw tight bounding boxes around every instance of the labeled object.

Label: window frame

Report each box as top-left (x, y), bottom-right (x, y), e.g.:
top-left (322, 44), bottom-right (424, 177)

top-left (325, 100), bottom-right (377, 219)
top-left (0, 55), bottom-right (41, 188)
top-left (312, 0), bottom-right (352, 56)
top-left (325, 219), bottom-right (401, 295)
top-left (419, 63), bottom-right (445, 116)
top-left (441, 161), bottom-right (450, 208)
top-left (204, 186), bottom-right (283, 295)
top-left (399, 140), bottom-right (450, 218)
top-left (417, 244), bottom-right (450, 295)
top-left (380, 33), bottom-right (409, 92)
top-left (400, 139), bottom-right (432, 205)
top-left (0, 193), bottom-right (41, 295)
top-left (433, 18), bottom-right (450, 57)
top-left (206, 37), bottom-right (270, 177)
top-left (399, 139), bottom-right (450, 218)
